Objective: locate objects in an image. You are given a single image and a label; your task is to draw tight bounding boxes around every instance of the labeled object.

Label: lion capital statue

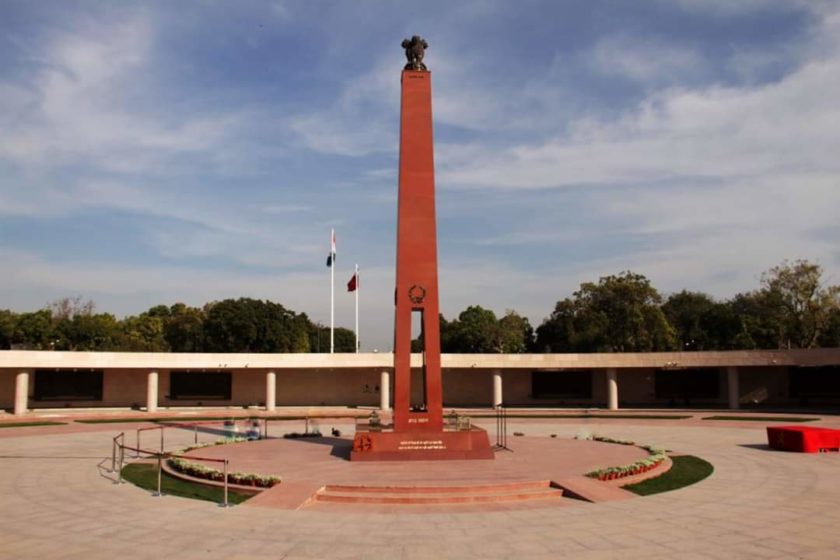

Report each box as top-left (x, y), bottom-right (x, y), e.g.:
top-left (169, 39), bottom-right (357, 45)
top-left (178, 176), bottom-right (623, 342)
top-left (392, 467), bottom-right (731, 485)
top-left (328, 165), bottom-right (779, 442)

top-left (402, 35), bottom-right (428, 71)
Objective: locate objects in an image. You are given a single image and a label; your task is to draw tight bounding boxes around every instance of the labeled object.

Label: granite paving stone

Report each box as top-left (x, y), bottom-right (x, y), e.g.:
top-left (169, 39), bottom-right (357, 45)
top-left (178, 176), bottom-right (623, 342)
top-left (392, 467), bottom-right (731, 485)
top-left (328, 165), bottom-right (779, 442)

top-left (1, 415), bottom-right (839, 559)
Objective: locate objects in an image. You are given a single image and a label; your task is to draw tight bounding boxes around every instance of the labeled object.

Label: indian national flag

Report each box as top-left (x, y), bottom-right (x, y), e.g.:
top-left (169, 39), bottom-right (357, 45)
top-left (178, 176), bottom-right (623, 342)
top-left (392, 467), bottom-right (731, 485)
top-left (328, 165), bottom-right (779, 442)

top-left (326, 229), bottom-right (336, 267)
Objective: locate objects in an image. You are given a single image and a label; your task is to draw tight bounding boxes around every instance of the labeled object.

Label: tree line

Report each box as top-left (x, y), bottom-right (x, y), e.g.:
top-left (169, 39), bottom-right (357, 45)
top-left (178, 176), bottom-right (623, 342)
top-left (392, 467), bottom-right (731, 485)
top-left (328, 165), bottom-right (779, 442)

top-left (0, 297), bottom-right (356, 353)
top-left (422, 259), bottom-right (839, 353)
top-left (1, 260), bottom-right (838, 353)
top-left (533, 259), bottom-right (840, 352)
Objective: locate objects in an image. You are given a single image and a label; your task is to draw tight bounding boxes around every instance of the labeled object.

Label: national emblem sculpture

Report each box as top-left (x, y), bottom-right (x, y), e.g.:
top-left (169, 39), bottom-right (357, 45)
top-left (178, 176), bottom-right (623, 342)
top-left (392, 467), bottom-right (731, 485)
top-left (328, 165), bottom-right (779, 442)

top-left (349, 35), bottom-right (493, 461)
top-left (401, 35), bottom-right (428, 71)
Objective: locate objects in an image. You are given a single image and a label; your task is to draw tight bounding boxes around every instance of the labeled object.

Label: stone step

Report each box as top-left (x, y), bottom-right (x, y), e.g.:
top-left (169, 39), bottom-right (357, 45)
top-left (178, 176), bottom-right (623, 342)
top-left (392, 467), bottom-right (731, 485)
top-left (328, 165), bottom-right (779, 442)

top-left (323, 479), bottom-right (553, 495)
top-left (314, 482), bottom-right (564, 505)
top-left (552, 476), bottom-right (637, 503)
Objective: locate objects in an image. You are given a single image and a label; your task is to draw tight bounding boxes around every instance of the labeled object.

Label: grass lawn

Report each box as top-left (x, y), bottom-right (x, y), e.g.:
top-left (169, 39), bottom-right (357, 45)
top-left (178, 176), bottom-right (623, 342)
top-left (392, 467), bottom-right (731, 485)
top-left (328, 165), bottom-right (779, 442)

top-left (0, 421), bottom-right (67, 428)
top-left (76, 417), bottom-right (235, 424)
top-left (120, 462), bottom-right (252, 505)
top-left (624, 455), bottom-right (714, 496)
top-left (702, 416), bottom-right (818, 422)
top-left (76, 418), bottom-right (160, 424)
top-left (76, 414), bottom-right (365, 425)
top-left (78, 416), bottom-right (268, 424)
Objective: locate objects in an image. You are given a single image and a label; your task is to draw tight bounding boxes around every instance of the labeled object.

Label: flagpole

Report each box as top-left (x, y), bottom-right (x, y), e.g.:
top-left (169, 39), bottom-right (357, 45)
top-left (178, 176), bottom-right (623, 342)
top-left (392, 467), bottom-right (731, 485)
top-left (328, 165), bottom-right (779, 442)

top-left (355, 263), bottom-right (359, 353)
top-left (330, 228), bottom-right (335, 354)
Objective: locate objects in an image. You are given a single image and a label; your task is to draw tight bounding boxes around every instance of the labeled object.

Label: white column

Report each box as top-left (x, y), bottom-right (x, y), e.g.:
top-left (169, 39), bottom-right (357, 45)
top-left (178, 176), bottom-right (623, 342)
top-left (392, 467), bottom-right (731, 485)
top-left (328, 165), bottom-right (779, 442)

top-left (146, 371), bottom-right (159, 413)
top-left (266, 371), bottom-right (276, 412)
top-left (727, 366), bottom-right (740, 410)
top-left (606, 368), bottom-right (619, 411)
top-left (492, 370), bottom-right (503, 408)
top-left (380, 370), bottom-right (390, 411)
top-left (14, 371), bottom-right (29, 416)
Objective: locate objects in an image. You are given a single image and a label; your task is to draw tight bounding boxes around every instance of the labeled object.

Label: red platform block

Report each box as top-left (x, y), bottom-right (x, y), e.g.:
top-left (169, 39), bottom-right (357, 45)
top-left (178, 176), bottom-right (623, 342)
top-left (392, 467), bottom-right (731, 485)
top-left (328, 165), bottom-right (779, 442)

top-left (350, 428), bottom-right (494, 461)
top-left (767, 425), bottom-right (840, 453)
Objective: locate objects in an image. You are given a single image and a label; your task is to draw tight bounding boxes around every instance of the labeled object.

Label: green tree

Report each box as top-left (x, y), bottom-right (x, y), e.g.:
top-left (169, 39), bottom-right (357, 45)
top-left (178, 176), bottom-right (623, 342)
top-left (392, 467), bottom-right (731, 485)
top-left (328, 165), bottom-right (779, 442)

top-left (165, 303), bottom-right (206, 352)
top-left (13, 309), bottom-right (55, 349)
top-left (290, 313), bottom-right (313, 352)
top-left (438, 314), bottom-right (453, 352)
top-left (55, 313), bottom-right (121, 350)
top-left (758, 260), bottom-right (840, 348)
top-left (532, 299), bottom-right (577, 353)
top-left (333, 327), bottom-right (356, 352)
top-left (204, 298), bottom-right (311, 353)
top-left (663, 291), bottom-right (716, 350)
top-left (496, 310), bottom-right (533, 353)
top-left (447, 306), bottom-right (500, 353)
top-left (823, 308), bottom-right (840, 347)
top-left (309, 323), bottom-right (354, 353)
top-left (702, 300), bottom-right (749, 350)
top-left (48, 296), bottom-right (95, 321)
top-left (663, 291), bottom-right (748, 351)
top-left (120, 313), bottom-right (169, 351)
top-left (536, 271), bottom-right (676, 352)
top-left (729, 291), bottom-right (776, 349)
top-left (436, 306), bottom-right (532, 353)
top-left (0, 309), bottom-right (17, 349)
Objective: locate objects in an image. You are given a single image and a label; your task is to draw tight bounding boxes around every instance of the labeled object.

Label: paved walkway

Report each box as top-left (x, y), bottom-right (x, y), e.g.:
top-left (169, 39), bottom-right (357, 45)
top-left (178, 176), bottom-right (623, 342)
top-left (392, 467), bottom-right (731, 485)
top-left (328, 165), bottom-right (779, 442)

top-left (1, 416), bottom-right (839, 559)
top-left (188, 436), bottom-right (648, 487)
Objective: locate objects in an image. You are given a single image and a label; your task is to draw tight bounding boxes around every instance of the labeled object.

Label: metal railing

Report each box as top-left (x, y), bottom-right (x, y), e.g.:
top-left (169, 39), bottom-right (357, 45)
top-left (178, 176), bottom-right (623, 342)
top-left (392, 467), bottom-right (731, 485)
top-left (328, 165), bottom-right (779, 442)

top-left (445, 411), bottom-right (472, 431)
top-left (134, 418), bottom-right (269, 458)
top-left (111, 415), bottom-right (344, 507)
top-left (494, 404), bottom-right (512, 452)
top-left (111, 420), bottom-right (266, 508)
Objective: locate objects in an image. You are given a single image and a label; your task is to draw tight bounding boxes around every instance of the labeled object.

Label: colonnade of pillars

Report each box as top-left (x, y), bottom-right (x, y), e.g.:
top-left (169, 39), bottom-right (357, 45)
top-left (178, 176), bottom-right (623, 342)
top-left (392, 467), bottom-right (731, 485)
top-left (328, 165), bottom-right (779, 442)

top-left (10, 367), bottom-right (743, 415)
top-left (486, 368), bottom-right (742, 411)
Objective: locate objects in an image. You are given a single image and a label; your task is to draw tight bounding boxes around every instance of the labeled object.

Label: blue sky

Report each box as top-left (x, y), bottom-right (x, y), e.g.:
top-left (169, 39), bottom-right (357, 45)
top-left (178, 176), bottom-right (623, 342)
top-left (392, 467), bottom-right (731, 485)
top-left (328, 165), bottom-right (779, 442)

top-left (1, 0), bottom-right (839, 350)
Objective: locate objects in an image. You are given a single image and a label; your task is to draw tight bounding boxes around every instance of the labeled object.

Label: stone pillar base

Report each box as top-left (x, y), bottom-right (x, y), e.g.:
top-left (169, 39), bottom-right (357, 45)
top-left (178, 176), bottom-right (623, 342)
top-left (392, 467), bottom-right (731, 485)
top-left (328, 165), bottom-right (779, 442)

top-left (350, 427), bottom-right (494, 461)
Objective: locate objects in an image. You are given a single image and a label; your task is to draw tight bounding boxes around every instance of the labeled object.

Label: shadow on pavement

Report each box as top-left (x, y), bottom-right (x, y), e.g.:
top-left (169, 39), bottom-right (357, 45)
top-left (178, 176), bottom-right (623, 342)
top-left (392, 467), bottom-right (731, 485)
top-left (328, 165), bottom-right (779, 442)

top-left (281, 435), bottom-right (353, 460)
top-left (738, 443), bottom-right (773, 451)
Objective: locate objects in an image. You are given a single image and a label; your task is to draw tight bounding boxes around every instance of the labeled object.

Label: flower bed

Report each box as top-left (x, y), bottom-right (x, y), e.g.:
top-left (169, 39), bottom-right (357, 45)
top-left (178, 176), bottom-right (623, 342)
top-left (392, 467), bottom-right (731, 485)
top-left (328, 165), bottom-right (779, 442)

top-left (282, 430), bottom-right (322, 439)
top-left (592, 435), bottom-right (635, 446)
top-left (166, 437), bottom-right (282, 489)
top-left (577, 432), bottom-right (667, 482)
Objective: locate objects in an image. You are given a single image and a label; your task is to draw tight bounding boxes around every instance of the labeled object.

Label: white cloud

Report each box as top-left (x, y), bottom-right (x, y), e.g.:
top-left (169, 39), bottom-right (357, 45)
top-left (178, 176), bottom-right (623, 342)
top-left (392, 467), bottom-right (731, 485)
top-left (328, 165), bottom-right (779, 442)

top-left (289, 60), bottom-right (399, 156)
top-left (289, 45), bottom-right (564, 157)
top-left (271, 2), bottom-right (291, 19)
top-left (666, 0), bottom-right (808, 16)
top-left (589, 37), bottom-right (706, 84)
top-left (0, 13), bottom-right (310, 266)
top-left (0, 12), bottom-right (249, 181)
top-left (430, 9), bottom-right (840, 320)
top-left (3, 1), bottom-right (840, 350)
top-left (441, 15), bottom-right (840, 190)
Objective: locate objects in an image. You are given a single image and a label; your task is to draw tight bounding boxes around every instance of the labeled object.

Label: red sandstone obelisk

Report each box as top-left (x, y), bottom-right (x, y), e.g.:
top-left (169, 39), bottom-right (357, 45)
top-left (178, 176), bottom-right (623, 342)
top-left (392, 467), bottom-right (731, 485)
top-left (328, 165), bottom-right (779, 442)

top-left (392, 61), bottom-right (444, 432)
top-left (350, 36), bottom-right (492, 460)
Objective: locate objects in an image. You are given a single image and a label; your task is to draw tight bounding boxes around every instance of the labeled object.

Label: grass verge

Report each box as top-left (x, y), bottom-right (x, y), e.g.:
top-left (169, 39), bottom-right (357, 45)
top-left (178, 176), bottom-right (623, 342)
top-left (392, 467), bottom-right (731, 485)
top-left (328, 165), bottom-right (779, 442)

top-left (702, 416), bottom-right (818, 422)
top-left (76, 414), bottom-right (365, 424)
top-left (120, 462), bottom-right (252, 505)
top-left (0, 421), bottom-right (67, 428)
top-left (77, 417), bottom-right (233, 424)
top-left (76, 419), bottom-right (155, 424)
top-left (623, 455), bottom-right (714, 496)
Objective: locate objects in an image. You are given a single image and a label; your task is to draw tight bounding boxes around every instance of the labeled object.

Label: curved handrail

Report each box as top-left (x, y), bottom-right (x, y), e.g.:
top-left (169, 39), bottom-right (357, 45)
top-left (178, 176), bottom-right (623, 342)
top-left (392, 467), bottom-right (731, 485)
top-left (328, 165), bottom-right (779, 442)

top-left (135, 418), bottom-right (268, 458)
top-left (116, 417), bottom-right (283, 507)
top-left (112, 431), bottom-right (232, 507)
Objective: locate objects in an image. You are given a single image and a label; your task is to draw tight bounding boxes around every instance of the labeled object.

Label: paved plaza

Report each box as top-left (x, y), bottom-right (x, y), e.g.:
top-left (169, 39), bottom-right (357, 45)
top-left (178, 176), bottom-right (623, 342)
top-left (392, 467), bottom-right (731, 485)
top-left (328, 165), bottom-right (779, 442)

top-left (1, 414), bottom-right (839, 559)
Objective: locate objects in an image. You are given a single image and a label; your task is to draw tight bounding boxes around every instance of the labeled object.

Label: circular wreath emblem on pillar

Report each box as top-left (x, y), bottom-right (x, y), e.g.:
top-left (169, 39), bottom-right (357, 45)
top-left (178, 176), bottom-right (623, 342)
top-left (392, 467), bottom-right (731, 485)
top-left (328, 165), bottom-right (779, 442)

top-left (353, 434), bottom-right (373, 453)
top-left (408, 284), bottom-right (427, 304)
